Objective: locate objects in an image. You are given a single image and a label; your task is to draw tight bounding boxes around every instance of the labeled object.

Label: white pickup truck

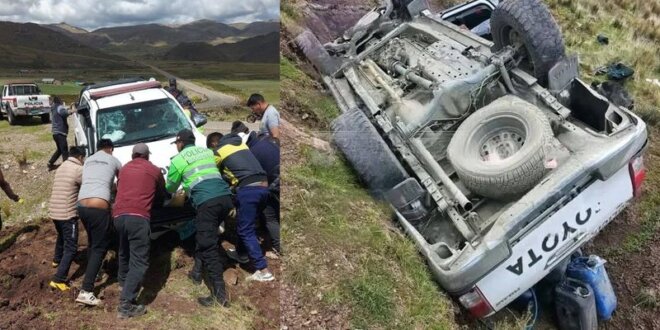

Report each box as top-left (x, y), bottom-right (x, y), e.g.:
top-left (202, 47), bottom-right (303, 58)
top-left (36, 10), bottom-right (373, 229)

top-left (73, 78), bottom-right (208, 233)
top-left (1, 81), bottom-right (51, 125)
top-left (297, 0), bottom-right (648, 318)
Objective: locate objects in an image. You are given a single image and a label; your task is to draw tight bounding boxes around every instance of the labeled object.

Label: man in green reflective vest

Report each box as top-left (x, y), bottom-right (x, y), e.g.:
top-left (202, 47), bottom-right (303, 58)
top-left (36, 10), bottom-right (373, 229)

top-left (166, 129), bottom-right (233, 307)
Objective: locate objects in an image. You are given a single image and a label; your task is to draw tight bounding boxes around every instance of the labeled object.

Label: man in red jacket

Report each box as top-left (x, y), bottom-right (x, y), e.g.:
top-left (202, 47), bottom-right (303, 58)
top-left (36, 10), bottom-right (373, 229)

top-left (113, 143), bottom-right (166, 319)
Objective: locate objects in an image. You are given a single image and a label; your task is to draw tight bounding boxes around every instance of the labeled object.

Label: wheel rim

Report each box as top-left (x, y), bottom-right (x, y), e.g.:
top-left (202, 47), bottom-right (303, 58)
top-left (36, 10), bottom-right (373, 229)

top-left (479, 127), bottom-right (526, 162)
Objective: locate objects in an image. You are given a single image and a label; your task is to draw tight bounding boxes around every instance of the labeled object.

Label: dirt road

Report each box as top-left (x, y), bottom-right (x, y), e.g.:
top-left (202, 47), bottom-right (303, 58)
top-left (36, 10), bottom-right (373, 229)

top-left (147, 65), bottom-right (239, 109)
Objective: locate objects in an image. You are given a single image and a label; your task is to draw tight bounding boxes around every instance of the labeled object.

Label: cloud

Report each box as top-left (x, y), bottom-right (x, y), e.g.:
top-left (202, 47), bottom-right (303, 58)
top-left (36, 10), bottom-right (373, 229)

top-left (0, 0), bottom-right (279, 30)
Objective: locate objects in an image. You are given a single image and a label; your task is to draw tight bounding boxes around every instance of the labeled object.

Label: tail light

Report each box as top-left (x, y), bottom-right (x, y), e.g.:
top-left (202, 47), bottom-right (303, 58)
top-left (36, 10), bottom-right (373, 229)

top-left (628, 154), bottom-right (646, 197)
top-left (458, 287), bottom-right (493, 318)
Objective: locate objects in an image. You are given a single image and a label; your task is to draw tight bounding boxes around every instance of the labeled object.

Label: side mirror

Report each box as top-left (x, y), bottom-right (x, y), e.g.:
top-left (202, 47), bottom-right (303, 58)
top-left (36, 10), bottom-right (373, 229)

top-left (192, 112), bottom-right (207, 128)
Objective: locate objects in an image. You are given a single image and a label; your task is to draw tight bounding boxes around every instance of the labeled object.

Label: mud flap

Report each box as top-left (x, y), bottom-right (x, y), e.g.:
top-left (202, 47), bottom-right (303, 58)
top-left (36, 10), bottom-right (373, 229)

top-left (332, 108), bottom-right (409, 197)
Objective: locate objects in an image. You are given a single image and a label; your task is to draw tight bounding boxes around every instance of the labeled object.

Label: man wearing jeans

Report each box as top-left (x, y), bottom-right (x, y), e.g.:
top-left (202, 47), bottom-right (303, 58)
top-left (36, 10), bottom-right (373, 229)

top-left (76, 139), bottom-right (122, 306)
top-left (167, 129), bottom-right (233, 307)
top-left (214, 132), bottom-right (273, 282)
top-left (48, 147), bottom-right (85, 291)
top-left (113, 143), bottom-right (165, 319)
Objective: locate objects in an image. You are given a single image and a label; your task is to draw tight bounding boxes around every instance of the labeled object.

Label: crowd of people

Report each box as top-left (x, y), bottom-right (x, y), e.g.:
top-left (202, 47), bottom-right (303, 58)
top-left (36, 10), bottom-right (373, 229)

top-left (43, 91), bottom-right (280, 319)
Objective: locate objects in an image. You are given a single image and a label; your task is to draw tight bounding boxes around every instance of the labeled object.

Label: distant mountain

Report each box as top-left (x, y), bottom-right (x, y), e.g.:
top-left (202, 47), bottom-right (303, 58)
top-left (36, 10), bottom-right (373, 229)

top-left (0, 21), bottom-right (135, 69)
top-left (163, 32), bottom-right (279, 63)
top-left (43, 20), bottom-right (279, 59)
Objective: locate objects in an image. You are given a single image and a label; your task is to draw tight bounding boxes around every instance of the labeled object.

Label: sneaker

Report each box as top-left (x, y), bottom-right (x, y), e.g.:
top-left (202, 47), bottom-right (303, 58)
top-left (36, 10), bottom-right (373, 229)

top-left (226, 249), bottom-right (249, 264)
top-left (76, 290), bottom-right (101, 306)
top-left (47, 163), bottom-right (58, 172)
top-left (49, 281), bottom-right (70, 291)
top-left (117, 301), bottom-right (147, 319)
top-left (51, 262), bottom-right (59, 268)
top-left (246, 270), bottom-right (275, 282)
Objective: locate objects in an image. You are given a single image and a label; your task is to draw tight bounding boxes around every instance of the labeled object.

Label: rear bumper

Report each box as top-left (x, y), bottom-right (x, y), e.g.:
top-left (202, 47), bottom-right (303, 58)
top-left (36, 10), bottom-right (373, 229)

top-left (15, 108), bottom-right (49, 116)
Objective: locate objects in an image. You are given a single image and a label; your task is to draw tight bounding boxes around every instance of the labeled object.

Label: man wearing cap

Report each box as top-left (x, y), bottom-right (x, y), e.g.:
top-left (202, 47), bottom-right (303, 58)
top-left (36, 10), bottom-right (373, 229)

top-left (113, 143), bottom-right (166, 319)
top-left (76, 138), bottom-right (122, 306)
top-left (166, 129), bottom-right (233, 307)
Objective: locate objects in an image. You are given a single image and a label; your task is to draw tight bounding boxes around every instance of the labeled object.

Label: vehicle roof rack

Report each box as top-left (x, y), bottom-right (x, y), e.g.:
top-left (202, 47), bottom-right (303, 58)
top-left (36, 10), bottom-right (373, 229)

top-left (77, 77), bottom-right (146, 103)
top-left (89, 80), bottom-right (162, 100)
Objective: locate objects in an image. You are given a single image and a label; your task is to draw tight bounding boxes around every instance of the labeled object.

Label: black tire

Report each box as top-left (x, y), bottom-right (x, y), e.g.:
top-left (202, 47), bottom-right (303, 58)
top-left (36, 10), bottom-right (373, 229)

top-left (446, 96), bottom-right (553, 201)
top-left (295, 29), bottom-right (340, 76)
top-left (40, 113), bottom-right (51, 124)
top-left (7, 106), bottom-right (17, 126)
top-left (332, 108), bottom-right (409, 197)
top-left (491, 0), bottom-right (565, 87)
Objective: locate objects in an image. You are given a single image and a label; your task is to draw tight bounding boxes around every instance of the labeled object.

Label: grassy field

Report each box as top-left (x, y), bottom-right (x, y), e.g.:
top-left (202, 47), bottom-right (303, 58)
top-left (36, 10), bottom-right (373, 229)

top-left (150, 61), bottom-right (279, 80)
top-left (193, 79), bottom-right (280, 106)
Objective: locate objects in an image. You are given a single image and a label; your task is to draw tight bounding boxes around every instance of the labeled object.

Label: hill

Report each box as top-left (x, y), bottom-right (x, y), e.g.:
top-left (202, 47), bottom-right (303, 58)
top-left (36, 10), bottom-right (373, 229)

top-left (43, 20), bottom-right (279, 58)
top-left (0, 21), bottom-right (135, 69)
top-left (163, 32), bottom-right (279, 63)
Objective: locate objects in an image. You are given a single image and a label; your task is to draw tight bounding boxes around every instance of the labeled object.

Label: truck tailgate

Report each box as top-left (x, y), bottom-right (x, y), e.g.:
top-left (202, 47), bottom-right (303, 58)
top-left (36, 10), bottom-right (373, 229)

top-left (476, 165), bottom-right (632, 312)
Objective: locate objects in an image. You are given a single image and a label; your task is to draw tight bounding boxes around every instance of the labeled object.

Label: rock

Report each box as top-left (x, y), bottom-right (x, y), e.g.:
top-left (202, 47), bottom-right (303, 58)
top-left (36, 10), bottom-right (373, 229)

top-left (30, 166), bottom-right (35, 170)
top-left (311, 310), bottom-right (318, 315)
top-left (21, 170), bottom-right (28, 174)
top-left (3, 165), bottom-right (8, 170)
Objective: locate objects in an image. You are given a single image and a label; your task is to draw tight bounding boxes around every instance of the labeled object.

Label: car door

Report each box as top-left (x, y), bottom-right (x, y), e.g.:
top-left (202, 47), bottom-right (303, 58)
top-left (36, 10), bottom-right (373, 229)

top-left (74, 97), bottom-right (91, 154)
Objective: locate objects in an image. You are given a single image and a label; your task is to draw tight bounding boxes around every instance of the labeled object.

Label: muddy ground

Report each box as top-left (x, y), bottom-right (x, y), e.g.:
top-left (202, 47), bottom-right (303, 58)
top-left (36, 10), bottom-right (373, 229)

top-left (0, 219), bottom-right (280, 329)
top-left (283, 0), bottom-right (660, 329)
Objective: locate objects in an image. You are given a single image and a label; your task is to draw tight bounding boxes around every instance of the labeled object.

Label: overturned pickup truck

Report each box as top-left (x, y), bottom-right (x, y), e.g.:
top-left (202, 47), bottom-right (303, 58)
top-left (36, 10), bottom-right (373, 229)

top-left (296, 0), bottom-right (647, 318)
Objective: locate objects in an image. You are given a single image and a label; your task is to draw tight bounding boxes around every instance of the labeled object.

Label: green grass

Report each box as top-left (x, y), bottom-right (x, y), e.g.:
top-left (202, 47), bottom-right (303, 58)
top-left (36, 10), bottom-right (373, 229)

top-left (150, 61), bottom-right (279, 80)
top-left (194, 79), bottom-right (280, 105)
top-left (280, 57), bottom-right (340, 127)
top-left (283, 145), bottom-right (457, 329)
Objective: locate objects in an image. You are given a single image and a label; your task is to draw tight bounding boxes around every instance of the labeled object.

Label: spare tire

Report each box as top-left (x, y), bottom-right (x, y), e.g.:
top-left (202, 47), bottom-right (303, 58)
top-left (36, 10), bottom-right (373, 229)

top-left (447, 95), bottom-right (553, 201)
top-left (491, 0), bottom-right (565, 87)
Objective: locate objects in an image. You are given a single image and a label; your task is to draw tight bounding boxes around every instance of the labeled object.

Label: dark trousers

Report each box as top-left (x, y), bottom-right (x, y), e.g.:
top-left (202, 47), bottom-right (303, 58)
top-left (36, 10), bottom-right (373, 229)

top-left (115, 215), bottom-right (150, 302)
top-left (78, 206), bottom-right (111, 292)
top-left (236, 186), bottom-right (269, 270)
top-left (195, 196), bottom-right (232, 284)
top-left (48, 134), bottom-right (68, 165)
top-left (262, 192), bottom-right (280, 253)
top-left (52, 218), bottom-right (78, 283)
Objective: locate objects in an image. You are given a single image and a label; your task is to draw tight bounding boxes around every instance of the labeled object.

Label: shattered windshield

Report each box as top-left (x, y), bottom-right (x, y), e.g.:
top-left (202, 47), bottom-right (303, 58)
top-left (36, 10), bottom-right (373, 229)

top-left (96, 98), bottom-right (191, 147)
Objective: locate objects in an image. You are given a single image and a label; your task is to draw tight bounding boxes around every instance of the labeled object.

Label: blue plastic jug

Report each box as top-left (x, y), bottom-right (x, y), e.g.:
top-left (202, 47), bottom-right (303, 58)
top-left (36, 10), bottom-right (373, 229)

top-left (566, 255), bottom-right (617, 320)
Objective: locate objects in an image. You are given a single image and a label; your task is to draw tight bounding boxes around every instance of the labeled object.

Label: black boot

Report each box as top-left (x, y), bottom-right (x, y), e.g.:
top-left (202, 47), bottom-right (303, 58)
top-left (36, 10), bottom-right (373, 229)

top-left (198, 280), bottom-right (229, 307)
top-left (117, 299), bottom-right (147, 319)
top-left (188, 255), bottom-right (203, 285)
top-left (188, 270), bottom-right (202, 285)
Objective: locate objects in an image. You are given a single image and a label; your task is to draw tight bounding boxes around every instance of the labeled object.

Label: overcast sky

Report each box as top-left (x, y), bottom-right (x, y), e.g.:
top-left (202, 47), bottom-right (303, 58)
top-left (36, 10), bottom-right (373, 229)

top-left (0, 0), bottom-right (279, 30)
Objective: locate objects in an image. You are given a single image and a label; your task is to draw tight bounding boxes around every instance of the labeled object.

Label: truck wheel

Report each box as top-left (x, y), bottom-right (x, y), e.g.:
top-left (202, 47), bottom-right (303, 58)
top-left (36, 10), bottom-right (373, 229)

top-left (295, 29), bottom-right (340, 76)
top-left (7, 107), bottom-right (17, 126)
top-left (332, 108), bottom-right (409, 197)
top-left (490, 0), bottom-right (565, 87)
top-left (40, 113), bottom-right (51, 124)
top-left (447, 96), bottom-right (553, 201)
